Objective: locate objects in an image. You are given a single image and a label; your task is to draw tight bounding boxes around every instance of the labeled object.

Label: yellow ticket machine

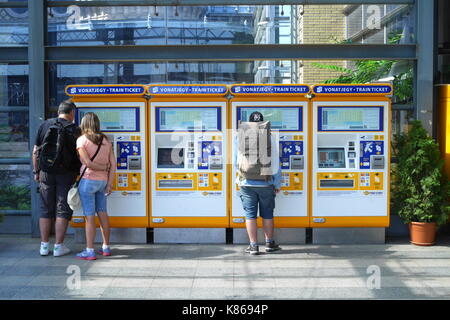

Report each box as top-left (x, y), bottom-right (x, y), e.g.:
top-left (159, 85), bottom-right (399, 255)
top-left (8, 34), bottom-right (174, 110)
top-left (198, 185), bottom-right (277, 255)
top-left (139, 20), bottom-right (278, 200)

top-left (66, 84), bottom-right (149, 228)
top-left (229, 84), bottom-right (310, 228)
top-left (148, 84), bottom-right (229, 228)
top-left (311, 84), bottom-right (392, 228)
top-left (438, 84), bottom-right (450, 179)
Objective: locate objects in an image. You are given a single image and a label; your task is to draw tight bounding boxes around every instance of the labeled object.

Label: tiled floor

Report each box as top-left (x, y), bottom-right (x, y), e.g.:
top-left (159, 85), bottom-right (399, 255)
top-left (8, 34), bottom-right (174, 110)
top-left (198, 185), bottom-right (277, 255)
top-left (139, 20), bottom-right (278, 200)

top-left (1, 235), bottom-right (450, 300)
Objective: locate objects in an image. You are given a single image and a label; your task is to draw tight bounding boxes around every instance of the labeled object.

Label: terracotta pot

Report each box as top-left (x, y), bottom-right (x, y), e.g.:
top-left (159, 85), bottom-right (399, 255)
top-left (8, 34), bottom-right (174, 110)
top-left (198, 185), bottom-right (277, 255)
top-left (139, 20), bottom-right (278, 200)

top-left (408, 222), bottom-right (436, 246)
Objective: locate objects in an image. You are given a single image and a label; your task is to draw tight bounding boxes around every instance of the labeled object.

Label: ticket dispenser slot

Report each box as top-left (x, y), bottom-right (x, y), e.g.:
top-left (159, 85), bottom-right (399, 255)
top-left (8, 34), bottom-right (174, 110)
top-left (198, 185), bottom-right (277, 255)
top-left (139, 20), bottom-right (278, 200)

top-left (290, 155), bottom-right (304, 170)
top-left (371, 155), bottom-right (385, 169)
top-left (311, 83), bottom-right (391, 228)
top-left (128, 156), bottom-right (142, 170)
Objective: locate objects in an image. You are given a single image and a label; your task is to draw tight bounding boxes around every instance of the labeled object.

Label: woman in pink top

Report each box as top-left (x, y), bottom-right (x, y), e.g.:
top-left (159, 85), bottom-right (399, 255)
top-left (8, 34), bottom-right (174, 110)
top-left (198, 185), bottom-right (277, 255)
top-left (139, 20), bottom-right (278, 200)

top-left (75, 112), bottom-right (116, 260)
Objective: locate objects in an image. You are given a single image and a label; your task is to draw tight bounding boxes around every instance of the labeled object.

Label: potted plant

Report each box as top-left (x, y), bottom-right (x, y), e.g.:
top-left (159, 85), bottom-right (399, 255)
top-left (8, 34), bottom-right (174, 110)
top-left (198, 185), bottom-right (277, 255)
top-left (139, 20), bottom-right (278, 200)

top-left (392, 120), bottom-right (450, 245)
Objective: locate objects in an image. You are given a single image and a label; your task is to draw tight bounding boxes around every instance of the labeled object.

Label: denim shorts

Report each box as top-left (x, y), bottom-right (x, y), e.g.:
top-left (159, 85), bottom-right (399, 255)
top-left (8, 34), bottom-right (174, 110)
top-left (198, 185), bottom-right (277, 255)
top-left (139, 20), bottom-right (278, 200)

top-left (239, 186), bottom-right (276, 220)
top-left (78, 178), bottom-right (108, 216)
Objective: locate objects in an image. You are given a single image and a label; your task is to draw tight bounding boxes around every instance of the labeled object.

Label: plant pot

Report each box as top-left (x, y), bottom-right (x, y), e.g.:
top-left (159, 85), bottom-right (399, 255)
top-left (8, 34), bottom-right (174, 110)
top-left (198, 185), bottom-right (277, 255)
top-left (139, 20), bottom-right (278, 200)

top-left (408, 222), bottom-right (436, 246)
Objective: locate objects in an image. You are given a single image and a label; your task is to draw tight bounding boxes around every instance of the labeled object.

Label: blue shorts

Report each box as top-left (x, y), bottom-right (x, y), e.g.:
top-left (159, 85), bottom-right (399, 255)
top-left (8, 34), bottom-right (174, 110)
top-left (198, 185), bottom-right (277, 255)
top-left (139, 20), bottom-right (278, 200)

top-left (239, 186), bottom-right (276, 220)
top-left (78, 178), bottom-right (108, 216)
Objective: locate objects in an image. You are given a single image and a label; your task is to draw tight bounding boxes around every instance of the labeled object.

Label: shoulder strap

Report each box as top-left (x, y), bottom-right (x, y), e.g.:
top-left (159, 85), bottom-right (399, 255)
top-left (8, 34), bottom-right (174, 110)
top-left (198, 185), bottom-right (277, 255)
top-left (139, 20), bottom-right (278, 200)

top-left (76, 136), bottom-right (103, 183)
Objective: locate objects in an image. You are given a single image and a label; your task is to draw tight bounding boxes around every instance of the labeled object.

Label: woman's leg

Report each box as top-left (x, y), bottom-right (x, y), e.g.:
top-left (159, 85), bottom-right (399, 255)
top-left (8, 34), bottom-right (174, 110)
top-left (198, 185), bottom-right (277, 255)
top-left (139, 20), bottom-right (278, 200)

top-left (78, 179), bottom-right (97, 250)
top-left (85, 215), bottom-right (96, 249)
top-left (97, 211), bottom-right (110, 247)
top-left (95, 181), bottom-right (110, 248)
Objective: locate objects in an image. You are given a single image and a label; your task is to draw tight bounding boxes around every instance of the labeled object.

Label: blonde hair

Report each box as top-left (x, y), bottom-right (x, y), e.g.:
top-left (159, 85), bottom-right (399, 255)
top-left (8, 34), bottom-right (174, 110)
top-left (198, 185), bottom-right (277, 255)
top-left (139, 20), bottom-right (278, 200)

top-left (80, 112), bottom-right (106, 145)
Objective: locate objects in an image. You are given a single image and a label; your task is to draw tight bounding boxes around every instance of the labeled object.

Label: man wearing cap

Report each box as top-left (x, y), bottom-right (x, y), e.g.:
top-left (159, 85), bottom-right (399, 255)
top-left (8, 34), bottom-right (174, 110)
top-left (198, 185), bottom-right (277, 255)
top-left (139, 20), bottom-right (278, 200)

top-left (235, 111), bottom-right (282, 255)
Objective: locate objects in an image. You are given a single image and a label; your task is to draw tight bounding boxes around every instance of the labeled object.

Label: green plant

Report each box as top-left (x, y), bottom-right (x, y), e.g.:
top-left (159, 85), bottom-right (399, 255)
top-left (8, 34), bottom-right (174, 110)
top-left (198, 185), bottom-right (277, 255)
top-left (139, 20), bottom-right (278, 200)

top-left (0, 185), bottom-right (31, 211)
top-left (391, 120), bottom-right (450, 225)
top-left (311, 33), bottom-right (413, 104)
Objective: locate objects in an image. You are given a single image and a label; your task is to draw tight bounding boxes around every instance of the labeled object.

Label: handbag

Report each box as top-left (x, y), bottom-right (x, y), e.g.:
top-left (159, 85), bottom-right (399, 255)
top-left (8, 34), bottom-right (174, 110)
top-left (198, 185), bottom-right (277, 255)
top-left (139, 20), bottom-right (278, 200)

top-left (67, 137), bottom-right (103, 211)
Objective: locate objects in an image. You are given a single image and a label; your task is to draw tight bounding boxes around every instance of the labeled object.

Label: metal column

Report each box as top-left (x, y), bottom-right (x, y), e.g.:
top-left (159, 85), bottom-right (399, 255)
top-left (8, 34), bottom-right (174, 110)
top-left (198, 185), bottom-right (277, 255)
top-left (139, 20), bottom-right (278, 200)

top-left (415, 0), bottom-right (437, 135)
top-left (28, 0), bottom-right (46, 237)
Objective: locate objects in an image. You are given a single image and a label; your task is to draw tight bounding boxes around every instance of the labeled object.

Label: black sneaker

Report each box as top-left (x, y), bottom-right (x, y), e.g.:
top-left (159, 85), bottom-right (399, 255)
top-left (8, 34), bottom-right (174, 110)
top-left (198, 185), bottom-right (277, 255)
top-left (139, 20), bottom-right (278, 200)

top-left (265, 241), bottom-right (281, 253)
top-left (245, 244), bottom-right (259, 255)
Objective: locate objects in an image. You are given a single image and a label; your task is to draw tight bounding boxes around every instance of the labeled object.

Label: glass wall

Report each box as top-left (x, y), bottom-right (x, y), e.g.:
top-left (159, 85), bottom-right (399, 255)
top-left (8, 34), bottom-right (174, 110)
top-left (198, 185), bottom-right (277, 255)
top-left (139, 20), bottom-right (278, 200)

top-left (47, 5), bottom-right (257, 46)
top-left (46, 4), bottom-right (415, 46)
top-left (0, 62), bottom-right (30, 212)
top-left (0, 4), bottom-right (28, 46)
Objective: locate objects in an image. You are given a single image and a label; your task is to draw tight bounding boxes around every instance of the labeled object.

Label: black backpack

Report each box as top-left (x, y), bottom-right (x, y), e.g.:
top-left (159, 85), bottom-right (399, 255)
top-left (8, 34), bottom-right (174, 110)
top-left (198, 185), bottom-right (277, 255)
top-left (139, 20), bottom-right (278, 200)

top-left (37, 119), bottom-right (80, 173)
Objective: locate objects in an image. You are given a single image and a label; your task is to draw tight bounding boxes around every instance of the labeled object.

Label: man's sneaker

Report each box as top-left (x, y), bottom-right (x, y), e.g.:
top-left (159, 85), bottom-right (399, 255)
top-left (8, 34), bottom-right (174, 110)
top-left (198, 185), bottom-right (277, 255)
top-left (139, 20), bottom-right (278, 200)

top-left (245, 244), bottom-right (260, 255)
top-left (76, 249), bottom-right (97, 261)
top-left (98, 247), bottom-right (111, 256)
top-left (40, 243), bottom-right (50, 256)
top-left (265, 241), bottom-right (282, 253)
top-left (53, 244), bottom-right (71, 257)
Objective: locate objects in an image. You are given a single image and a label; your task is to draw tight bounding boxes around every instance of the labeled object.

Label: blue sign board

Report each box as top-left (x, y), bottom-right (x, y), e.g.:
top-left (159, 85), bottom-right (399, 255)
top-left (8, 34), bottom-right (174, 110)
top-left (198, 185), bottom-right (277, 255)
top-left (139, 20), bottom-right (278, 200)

top-left (149, 85), bottom-right (227, 95)
top-left (231, 85), bottom-right (309, 95)
top-left (66, 85), bottom-right (145, 95)
top-left (313, 85), bottom-right (392, 95)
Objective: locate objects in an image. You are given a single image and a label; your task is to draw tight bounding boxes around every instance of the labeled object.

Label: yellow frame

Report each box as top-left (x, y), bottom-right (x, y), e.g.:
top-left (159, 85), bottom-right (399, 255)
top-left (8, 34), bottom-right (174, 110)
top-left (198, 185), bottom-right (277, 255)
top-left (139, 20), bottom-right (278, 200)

top-left (149, 96), bottom-right (230, 228)
top-left (310, 94), bottom-right (391, 228)
top-left (228, 95), bottom-right (311, 228)
top-left (68, 94), bottom-right (150, 229)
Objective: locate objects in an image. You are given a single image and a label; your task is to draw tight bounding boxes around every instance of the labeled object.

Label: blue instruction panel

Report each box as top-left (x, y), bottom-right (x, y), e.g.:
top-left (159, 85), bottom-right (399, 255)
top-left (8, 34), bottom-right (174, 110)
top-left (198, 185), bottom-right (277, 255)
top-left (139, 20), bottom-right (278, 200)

top-left (198, 141), bottom-right (222, 170)
top-left (359, 140), bottom-right (384, 169)
top-left (279, 141), bottom-right (303, 169)
top-left (117, 141), bottom-right (141, 170)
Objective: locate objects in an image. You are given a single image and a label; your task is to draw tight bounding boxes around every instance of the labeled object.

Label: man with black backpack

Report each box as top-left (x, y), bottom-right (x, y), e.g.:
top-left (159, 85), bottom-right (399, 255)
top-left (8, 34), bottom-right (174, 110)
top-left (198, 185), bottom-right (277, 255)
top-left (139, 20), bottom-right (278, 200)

top-left (235, 111), bottom-right (282, 255)
top-left (32, 100), bottom-right (82, 257)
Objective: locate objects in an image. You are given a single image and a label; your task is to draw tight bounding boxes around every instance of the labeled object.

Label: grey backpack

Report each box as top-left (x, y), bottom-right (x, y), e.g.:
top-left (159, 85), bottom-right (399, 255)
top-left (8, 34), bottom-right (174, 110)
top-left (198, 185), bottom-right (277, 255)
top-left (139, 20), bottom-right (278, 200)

top-left (237, 120), bottom-right (272, 181)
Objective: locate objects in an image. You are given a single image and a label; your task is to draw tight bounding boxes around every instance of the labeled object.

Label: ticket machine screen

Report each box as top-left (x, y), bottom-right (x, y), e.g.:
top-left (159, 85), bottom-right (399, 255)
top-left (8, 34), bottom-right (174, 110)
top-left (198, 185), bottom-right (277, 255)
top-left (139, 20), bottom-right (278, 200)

top-left (238, 107), bottom-right (302, 131)
top-left (77, 108), bottom-right (139, 132)
top-left (157, 148), bottom-right (184, 168)
top-left (318, 148), bottom-right (346, 168)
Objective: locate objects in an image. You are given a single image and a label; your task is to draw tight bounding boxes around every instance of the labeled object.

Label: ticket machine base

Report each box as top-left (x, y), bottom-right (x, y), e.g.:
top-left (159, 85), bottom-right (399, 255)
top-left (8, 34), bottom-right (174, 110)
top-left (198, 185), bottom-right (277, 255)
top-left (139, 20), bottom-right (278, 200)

top-left (153, 228), bottom-right (226, 244)
top-left (312, 228), bottom-right (385, 244)
top-left (233, 228), bottom-right (306, 244)
top-left (74, 228), bottom-right (147, 244)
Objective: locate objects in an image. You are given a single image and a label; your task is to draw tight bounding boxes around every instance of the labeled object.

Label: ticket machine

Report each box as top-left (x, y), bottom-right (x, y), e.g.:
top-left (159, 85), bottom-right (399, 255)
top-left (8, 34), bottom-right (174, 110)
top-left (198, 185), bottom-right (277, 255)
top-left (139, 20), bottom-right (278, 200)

top-left (229, 84), bottom-right (310, 228)
top-left (438, 84), bottom-right (450, 179)
top-left (65, 84), bottom-right (149, 228)
top-left (148, 84), bottom-right (229, 227)
top-left (311, 84), bottom-right (392, 227)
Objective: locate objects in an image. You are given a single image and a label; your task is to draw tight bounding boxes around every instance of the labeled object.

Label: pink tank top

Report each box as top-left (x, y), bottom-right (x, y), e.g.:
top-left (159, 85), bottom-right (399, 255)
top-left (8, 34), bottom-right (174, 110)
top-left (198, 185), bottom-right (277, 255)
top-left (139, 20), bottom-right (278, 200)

top-left (76, 135), bottom-right (112, 181)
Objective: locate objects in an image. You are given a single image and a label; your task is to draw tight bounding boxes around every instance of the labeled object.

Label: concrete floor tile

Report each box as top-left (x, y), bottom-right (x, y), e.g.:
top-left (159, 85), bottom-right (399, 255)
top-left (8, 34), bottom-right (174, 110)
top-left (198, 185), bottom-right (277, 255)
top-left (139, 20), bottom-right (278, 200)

top-left (192, 278), bottom-right (234, 288)
top-left (145, 287), bottom-right (191, 299)
top-left (109, 276), bottom-right (154, 288)
top-left (101, 287), bottom-right (148, 299)
top-left (151, 277), bottom-right (194, 288)
top-left (189, 288), bottom-right (234, 299)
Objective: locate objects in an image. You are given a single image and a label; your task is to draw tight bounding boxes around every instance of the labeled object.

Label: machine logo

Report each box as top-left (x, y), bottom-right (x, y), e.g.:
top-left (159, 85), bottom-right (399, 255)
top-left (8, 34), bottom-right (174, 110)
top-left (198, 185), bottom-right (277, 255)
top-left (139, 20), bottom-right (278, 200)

top-left (316, 86), bottom-right (323, 93)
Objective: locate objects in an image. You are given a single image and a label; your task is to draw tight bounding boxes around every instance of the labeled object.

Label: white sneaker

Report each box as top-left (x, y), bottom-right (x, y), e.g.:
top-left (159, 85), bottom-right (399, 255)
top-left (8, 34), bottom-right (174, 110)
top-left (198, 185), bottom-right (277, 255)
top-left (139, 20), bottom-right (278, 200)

top-left (40, 243), bottom-right (50, 256)
top-left (53, 244), bottom-right (71, 257)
